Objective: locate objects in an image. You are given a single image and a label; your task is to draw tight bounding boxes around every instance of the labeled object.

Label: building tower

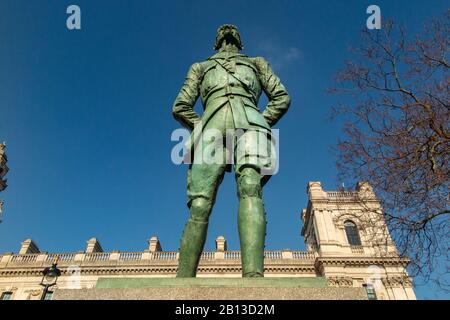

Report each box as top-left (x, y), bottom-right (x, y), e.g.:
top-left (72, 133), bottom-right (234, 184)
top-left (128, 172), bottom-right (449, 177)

top-left (301, 181), bottom-right (416, 300)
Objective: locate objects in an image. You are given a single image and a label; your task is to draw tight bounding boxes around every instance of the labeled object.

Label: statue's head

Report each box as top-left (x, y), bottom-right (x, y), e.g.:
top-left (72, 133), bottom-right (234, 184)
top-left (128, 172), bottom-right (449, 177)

top-left (214, 24), bottom-right (243, 51)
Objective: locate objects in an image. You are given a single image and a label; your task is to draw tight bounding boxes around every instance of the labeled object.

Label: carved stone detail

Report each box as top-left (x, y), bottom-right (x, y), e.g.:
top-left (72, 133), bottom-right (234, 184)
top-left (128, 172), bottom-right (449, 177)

top-left (327, 276), bottom-right (353, 287)
top-left (382, 276), bottom-right (413, 288)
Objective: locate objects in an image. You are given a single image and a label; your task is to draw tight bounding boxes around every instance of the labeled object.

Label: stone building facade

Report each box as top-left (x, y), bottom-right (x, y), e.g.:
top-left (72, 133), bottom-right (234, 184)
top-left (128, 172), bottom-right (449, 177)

top-left (0, 181), bottom-right (416, 300)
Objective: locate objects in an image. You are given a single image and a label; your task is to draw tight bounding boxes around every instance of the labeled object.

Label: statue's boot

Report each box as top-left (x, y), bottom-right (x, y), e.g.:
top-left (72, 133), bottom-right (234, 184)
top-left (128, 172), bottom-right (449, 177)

top-left (238, 197), bottom-right (266, 277)
top-left (177, 218), bottom-right (208, 277)
top-left (177, 197), bottom-right (213, 277)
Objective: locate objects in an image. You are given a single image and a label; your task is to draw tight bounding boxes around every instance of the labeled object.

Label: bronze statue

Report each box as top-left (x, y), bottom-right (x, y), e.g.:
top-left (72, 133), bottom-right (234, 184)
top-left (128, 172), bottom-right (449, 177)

top-left (173, 25), bottom-right (291, 277)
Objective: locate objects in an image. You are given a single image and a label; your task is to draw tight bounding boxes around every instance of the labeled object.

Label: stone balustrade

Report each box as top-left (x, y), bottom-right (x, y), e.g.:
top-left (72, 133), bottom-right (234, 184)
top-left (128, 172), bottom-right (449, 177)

top-left (200, 251), bottom-right (215, 260)
top-left (84, 252), bottom-right (111, 262)
top-left (326, 191), bottom-right (358, 198)
top-left (46, 253), bottom-right (76, 262)
top-left (10, 253), bottom-right (38, 263)
top-left (350, 246), bottom-right (365, 255)
top-left (151, 251), bottom-right (178, 260)
top-left (292, 251), bottom-right (316, 259)
top-left (264, 250), bottom-right (282, 259)
top-left (224, 251), bottom-right (240, 259)
top-left (119, 252), bottom-right (143, 261)
top-left (0, 248), bottom-right (317, 267)
top-left (0, 236), bottom-right (321, 278)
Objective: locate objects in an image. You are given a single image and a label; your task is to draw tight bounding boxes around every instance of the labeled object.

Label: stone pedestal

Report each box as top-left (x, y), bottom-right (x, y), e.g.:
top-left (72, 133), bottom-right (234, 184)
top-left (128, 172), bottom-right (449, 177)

top-left (54, 277), bottom-right (367, 300)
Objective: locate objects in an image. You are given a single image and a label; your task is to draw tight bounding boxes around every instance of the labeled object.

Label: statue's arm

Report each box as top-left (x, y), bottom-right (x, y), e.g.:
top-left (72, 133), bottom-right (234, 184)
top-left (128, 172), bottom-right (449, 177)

top-left (172, 63), bottom-right (203, 130)
top-left (254, 57), bottom-right (291, 127)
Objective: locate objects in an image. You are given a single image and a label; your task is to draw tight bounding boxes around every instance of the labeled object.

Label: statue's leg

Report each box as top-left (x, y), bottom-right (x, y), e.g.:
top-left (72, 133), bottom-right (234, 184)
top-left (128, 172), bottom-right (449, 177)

top-left (236, 166), bottom-right (266, 277)
top-left (177, 162), bottom-right (226, 277)
top-left (177, 107), bottom-right (230, 277)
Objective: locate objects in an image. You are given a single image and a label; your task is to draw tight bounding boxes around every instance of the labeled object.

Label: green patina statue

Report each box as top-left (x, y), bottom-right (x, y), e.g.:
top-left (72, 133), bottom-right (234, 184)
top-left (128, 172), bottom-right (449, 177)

top-left (173, 25), bottom-right (291, 277)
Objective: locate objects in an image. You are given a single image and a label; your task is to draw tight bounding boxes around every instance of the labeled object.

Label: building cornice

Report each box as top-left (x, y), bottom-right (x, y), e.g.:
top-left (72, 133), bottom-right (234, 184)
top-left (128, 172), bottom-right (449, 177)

top-left (314, 256), bottom-right (410, 275)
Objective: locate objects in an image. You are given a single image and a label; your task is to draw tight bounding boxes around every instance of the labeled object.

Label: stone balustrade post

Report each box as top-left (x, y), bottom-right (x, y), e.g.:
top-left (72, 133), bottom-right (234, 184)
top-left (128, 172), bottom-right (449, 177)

top-left (148, 236), bottom-right (162, 252)
top-left (214, 236), bottom-right (226, 259)
top-left (109, 251), bottom-right (120, 261)
top-left (74, 251), bottom-right (86, 262)
top-left (86, 237), bottom-right (103, 253)
top-left (19, 239), bottom-right (40, 254)
top-left (36, 252), bottom-right (48, 263)
top-left (281, 249), bottom-right (293, 259)
top-left (307, 182), bottom-right (327, 200)
top-left (142, 250), bottom-right (152, 260)
top-left (214, 251), bottom-right (224, 259)
top-left (0, 253), bottom-right (12, 264)
top-left (215, 236), bottom-right (227, 251)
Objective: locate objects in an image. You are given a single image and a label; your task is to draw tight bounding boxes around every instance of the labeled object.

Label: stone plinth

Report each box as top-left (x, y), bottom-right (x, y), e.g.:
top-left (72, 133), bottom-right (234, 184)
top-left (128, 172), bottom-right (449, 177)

top-left (53, 277), bottom-right (367, 300)
top-left (96, 277), bottom-right (327, 289)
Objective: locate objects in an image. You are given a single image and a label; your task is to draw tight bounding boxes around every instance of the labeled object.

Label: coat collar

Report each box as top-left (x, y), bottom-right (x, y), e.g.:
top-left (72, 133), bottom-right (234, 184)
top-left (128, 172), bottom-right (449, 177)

top-left (208, 51), bottom-right (247, 60)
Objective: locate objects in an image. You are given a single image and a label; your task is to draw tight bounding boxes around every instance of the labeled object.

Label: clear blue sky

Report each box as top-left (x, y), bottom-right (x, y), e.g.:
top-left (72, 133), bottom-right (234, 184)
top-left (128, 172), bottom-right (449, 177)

top-left (0, 0), bottom-right (447, 299)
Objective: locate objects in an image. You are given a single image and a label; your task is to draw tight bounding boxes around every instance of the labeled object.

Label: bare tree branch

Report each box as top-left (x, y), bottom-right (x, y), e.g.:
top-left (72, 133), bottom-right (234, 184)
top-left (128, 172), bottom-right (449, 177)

top-left (331, 11), bottom-right (450, 291)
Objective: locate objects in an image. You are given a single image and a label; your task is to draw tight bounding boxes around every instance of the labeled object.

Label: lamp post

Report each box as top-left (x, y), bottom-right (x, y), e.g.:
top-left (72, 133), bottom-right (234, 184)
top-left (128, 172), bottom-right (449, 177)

top-left (40, 262), bottom-right (61, 300)
top-left (0, 142), bottom-right (8, 222)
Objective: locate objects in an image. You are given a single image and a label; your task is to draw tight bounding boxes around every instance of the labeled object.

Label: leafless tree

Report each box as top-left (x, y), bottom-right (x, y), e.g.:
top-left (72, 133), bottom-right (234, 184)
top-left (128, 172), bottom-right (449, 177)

top-left (331, 11), bottom-right (449, 290)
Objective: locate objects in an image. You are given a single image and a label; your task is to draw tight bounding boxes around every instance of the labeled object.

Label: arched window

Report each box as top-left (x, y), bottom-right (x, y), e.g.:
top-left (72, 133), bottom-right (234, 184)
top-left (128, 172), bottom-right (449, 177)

top-left (344, 220), bottom-right (362, 246)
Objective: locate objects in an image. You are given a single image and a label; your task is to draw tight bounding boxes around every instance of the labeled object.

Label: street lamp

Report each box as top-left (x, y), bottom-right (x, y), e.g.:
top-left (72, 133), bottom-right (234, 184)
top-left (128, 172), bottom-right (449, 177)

top-left (40, 262), bottom-right (61, 300)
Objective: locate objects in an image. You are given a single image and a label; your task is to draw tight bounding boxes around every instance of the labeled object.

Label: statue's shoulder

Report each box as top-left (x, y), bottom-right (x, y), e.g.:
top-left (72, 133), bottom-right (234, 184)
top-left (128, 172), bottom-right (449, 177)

top-left (189, 59), bottom-right (217, 77)
top-left (249, 56), bottom-right (270, 70)
top-left (189, 60), bottom-right (216, 70)
top-left (185, 61), bottom-right (209, 80)
top-left (187, 61), bottom-right (204, 72)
